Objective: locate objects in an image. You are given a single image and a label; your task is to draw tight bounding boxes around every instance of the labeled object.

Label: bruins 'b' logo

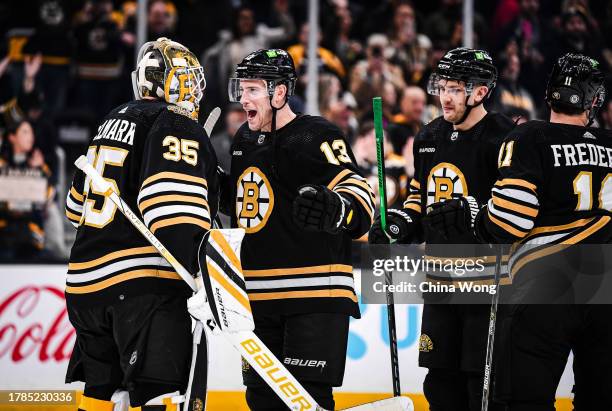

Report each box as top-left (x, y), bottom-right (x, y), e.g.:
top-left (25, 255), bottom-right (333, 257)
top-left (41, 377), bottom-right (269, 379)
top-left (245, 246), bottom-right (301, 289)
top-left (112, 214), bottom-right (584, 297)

top-left (236, 167), bottom-right (274, 233)
top-left (426, 162), bottom-right (468, 205)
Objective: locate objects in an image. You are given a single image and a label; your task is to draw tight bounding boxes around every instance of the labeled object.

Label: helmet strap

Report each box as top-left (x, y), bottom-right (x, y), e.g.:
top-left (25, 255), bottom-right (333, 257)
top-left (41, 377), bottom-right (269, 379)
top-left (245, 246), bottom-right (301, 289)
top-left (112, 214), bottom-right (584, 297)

top-left (453, 87), bottom-right (489, 126)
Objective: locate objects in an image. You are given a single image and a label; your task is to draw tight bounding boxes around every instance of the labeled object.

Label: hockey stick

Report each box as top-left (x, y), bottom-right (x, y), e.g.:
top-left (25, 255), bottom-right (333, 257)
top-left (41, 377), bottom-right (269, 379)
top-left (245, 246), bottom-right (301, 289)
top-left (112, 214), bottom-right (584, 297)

top-left (373, 97), bottom-right (402, 398)
top-left (74, 156), bottom-right (412, 411)
top-left (203, 106), bottom-right (221, 137)
top-left (481, 244), bottom-right (503, 411)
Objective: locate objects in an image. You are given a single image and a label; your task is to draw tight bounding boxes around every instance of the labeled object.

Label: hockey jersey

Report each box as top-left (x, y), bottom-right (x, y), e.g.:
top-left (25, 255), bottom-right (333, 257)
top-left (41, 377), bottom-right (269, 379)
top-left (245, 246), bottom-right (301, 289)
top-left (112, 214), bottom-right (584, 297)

top-left (360, 153), bottom-right (409, 210)
top-left (65, 100), bottom-right (219, 307)
top-left (478, 121), bottom-right (612, 277)
top-left (402, 112), bottom-right (515, 283)
top-left (229, 115), bottom-right (375, 318)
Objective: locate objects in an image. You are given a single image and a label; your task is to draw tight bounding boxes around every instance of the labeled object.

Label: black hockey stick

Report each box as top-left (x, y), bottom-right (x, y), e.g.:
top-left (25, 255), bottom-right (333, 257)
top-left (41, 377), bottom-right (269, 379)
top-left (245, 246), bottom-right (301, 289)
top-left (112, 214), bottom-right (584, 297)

top-left (373, 97), bottom-right (401, 398)
top-left (481, 244), bottom-right (503, 411)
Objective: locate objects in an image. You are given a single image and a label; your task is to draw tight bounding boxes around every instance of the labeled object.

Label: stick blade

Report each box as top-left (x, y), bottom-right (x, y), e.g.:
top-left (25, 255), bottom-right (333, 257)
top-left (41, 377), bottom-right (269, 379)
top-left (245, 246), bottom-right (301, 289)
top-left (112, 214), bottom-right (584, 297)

top-left (342, 396), bottom-right (414, 411)
top-left (204, 106), bottom-right (221, 137)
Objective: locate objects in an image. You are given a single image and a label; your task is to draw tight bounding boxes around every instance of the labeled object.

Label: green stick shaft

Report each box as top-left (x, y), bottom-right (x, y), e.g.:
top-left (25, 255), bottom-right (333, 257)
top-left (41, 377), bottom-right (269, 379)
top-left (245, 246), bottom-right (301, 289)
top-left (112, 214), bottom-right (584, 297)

top-left (373, 97), bottom-right (388, 231)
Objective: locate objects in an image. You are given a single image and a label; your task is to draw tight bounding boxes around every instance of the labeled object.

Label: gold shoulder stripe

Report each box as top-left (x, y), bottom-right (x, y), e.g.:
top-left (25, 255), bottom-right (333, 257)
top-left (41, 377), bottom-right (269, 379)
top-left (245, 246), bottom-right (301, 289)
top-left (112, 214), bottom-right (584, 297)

top-left (492, 196), bottom-right (538, 217)
top-left (244, 264), bottom-right (353, 278)
top-left (150, 216), bottom-right (211, 233)
top-left (142, 172), bottom-right (208, 188)
top-left (496, 178), bottom-right (537, 192)
top-left (248, 289), bottom-right (358, 302)
top-left (327, 169), bottom-right (353, 190)
top-left (488, 211), bottom-right (528, 238)
top-left (139, 194), bottom-right (209, 212)
top-left (66, 269), bottom-right (182, 294)
top-left (208, 263), bottom-right (251, 313)
top-left (69, 246), bottom-right (158, 270)
top-left (70, 186), bottom-right (84, 202)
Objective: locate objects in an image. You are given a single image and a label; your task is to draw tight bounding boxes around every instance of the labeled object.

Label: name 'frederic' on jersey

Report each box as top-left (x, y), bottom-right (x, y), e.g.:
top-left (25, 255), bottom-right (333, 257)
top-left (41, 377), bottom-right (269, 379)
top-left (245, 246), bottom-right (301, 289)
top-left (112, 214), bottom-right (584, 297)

top-left (551, 142), bottom-right (612, 168)
top-left (92, 118), bottom-right (137, 146)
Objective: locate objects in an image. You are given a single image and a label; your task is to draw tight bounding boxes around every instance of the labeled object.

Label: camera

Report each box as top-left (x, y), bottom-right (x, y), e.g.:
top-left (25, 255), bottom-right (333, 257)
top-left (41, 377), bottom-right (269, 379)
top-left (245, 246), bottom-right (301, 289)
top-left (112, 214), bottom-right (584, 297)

top-left (371, 46), bottom-right (383, 58)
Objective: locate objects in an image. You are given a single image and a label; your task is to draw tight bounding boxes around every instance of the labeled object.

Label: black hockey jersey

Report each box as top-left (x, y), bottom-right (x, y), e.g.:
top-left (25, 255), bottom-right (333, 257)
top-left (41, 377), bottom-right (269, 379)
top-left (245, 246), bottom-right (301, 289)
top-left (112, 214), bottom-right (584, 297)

top-left (65, 100), bottom-right (219, 307)
top-left (402, 113), bottom-right (515, 283)
top-left (478, 121), bottom-right (612, 276)
top-left (229, 115), bottom-right (375, 318)
top-left (361, 153), bottom-right (409, 210)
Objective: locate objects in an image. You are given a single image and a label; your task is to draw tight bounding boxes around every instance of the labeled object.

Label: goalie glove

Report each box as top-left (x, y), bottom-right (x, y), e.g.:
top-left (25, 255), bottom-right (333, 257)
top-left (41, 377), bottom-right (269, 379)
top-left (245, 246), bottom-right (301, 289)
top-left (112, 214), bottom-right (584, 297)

top-left (368, 208), bottom-right (416, 244)
top-left (187, 288), bottom-right (219, 333)
top-left (292, 185), bottom-right (353, 234)
top-left (424, 196), bottom-right (481, 241)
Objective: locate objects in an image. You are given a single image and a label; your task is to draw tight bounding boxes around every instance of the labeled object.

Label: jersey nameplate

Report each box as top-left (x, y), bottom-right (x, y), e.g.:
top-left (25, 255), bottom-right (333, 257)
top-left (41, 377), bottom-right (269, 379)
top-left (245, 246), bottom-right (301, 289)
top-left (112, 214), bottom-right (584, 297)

top-left (93, 118), bottom-right (137, 146)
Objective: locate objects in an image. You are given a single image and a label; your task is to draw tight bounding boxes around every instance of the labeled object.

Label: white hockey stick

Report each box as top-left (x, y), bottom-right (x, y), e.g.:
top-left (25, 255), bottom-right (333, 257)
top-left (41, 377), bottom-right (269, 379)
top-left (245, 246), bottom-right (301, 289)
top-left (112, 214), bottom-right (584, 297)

top-left (203, 107), bottom-right (221, 137)
top-left (74, 156), bottom-right (412, 411)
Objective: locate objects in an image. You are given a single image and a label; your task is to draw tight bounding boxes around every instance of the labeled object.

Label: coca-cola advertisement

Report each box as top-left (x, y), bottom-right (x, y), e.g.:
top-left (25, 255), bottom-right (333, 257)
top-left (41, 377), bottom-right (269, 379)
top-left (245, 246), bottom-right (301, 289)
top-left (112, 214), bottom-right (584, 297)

top-left (0, 265), bottom-right (82, 390)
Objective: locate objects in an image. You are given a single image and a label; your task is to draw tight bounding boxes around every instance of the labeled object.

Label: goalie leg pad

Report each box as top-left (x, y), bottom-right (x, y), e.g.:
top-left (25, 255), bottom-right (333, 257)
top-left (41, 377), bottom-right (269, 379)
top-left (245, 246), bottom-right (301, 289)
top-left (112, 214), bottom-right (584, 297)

top-left (78, 395), bottom-right (115, 411)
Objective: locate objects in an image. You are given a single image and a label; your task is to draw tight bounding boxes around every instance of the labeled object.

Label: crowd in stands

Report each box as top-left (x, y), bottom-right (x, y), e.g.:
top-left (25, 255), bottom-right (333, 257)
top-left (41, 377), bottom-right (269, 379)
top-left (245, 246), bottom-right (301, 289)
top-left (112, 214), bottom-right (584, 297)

top-left (0, 0), bottom-right (611, 261)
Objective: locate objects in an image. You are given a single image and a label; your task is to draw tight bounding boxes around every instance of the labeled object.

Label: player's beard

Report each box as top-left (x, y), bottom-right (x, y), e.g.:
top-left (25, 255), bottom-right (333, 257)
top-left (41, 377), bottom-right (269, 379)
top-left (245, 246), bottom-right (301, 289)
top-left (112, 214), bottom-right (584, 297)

top-left (442, 103), bottom-right (466, 124)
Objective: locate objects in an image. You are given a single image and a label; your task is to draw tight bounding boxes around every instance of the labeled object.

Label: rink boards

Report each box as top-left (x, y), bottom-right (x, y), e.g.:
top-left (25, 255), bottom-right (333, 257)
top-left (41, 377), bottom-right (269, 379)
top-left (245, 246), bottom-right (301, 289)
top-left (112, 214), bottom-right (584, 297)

top-left (0, 265), bottom-right (573, 410)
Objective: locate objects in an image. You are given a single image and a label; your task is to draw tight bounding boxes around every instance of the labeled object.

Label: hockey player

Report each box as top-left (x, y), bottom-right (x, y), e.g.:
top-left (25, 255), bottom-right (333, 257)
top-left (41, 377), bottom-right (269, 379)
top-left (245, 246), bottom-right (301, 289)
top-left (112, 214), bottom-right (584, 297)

top-left (427, 53), bottom-right (612, 410)
top-left (64, 37), bottom-right (217, 410)
top-left (222, 48), bottom-right (375, 410)
top-left (368, 48), bottom-right (513, 411)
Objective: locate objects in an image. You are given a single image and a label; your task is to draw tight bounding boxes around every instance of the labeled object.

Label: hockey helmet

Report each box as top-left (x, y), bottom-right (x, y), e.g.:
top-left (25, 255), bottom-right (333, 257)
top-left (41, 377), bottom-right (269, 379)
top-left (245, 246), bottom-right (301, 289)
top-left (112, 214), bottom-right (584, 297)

top-left (427, 47), bottom-right (497, 97)
top-left (132, 37), bottom-right (205, 118)
top-left (545, 53), bottom-right (605, 116)
top-left (228, 49), bottom-right (297, 103)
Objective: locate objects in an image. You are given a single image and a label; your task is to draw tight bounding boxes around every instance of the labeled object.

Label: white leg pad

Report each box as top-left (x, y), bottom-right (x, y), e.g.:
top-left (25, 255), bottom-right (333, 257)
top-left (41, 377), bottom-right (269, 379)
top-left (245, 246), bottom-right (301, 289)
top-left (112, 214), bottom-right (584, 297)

top-left (111, 390), bottom-right (130, 411)
top-left (144, 391), bottom-right (185, 406)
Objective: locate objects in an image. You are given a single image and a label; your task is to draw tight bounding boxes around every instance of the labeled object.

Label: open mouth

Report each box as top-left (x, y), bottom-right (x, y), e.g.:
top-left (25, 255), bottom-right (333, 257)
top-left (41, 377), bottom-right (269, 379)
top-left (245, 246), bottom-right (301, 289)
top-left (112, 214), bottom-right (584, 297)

top-left (246, 110), bottom-right (257, 119)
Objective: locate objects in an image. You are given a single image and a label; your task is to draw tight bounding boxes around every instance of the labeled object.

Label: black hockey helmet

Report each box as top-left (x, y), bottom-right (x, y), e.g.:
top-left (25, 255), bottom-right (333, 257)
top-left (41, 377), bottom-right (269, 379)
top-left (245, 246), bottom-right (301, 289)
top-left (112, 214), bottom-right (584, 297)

top-left (545, 53), bottom-right (605, 120)
top-left (427, 47), bottom-right (497, 97)
top-left (228, 49), bottom-right (297, 103)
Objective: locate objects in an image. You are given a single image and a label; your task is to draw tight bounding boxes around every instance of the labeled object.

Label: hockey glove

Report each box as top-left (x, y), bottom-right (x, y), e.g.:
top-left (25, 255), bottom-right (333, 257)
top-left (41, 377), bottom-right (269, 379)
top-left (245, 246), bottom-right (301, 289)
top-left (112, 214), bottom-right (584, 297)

top-left (368, 209), bottom-right (415, 244)
top-left (424, 196), bottom-right (481, 240)
top-left (292, 185), bottom-right (353, 234)
top-left (187, 288), bottom-right (219, 334)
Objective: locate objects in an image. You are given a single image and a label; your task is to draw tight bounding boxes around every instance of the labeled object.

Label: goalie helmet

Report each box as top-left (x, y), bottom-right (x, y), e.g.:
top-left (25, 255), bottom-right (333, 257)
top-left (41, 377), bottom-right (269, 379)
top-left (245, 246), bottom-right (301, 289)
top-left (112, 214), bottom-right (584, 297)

top-left (132, 37), bottom-right (206, 118)
top-left (427, 47), bottom-right (497, 97)
top-left (228, 48), bottom-right (297, 103)
top-left (546, 53), bottom-right (605, 119)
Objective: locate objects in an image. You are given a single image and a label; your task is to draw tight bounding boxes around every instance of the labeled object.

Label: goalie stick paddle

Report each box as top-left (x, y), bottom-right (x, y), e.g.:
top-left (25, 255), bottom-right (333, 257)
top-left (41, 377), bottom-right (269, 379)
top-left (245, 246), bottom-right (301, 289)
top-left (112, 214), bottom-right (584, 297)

top-left (74, 156), bottom-right (412, 411)
top-left (373, 97), bottom-right (402, 398)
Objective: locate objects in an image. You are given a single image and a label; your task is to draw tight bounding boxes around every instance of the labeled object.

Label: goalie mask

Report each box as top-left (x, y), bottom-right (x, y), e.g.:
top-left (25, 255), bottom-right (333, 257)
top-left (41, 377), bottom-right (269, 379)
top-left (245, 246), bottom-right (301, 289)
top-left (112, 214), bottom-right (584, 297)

top-left (546, 53), bottom-right (605, 125)
top-left (132, 37), bottom-right (206, 118)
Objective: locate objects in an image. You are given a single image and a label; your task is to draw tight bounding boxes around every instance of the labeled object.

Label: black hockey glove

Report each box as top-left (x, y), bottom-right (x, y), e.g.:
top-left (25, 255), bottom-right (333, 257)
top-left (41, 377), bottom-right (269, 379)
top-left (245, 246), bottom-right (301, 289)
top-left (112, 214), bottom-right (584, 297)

top-left (292, 185), bottom-right (353, 234)
top-left (424, 196), bottom-right (481, 240)
top-left (368, 209), bottom-right (415, 244)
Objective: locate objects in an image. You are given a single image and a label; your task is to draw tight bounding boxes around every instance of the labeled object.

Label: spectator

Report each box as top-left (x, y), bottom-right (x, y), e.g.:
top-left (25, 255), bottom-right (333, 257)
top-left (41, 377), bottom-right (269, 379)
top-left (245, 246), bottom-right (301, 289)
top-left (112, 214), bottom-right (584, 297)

top-left (73, 0), bottom-right (124, 122)
top-left (388, 85), bottom-right (426, 155)
top-left (548, 7), bottom-right (606, 66)
top-left (321, 0), bottom-right (362, 69)
top-left (322, 92), bottom-right (358, 144)
top-left (424, 0), bottom-right (486, 48)
top-left (350, 34), bottom-right (406, 121)
top-left (202, 1), bottom-right (296, 114)
top-left (387, 1), bottom-right (432, 85)
top-left (18, 0), bottom-right (77, 117)
top-left (489, 52), bottom-right (536, 121)
top-left (599, 98), bottom-right (612, 130)
top-left (147, 0), bottom-right (178, 41)
top-left (0, 120), bottom-right (52, 260)
top-left (351, 121), bottom-right (408, 210)
top-left (288, 22), bottom-right (346, 83)
top-left (210, 103), bottom-right (246, 172)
